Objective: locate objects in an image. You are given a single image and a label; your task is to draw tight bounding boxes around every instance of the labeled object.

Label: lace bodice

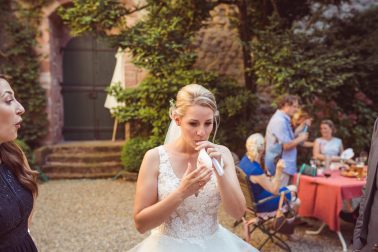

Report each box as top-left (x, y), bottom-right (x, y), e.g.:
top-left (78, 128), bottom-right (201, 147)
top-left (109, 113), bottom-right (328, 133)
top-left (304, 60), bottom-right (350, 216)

top-left (153, 146), bottom-right (221, 241)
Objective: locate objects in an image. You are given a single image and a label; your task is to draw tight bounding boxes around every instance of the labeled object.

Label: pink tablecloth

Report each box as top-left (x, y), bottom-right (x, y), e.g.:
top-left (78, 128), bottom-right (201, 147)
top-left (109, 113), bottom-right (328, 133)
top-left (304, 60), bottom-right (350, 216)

top-left (293, 170), bottom-right (365, 231)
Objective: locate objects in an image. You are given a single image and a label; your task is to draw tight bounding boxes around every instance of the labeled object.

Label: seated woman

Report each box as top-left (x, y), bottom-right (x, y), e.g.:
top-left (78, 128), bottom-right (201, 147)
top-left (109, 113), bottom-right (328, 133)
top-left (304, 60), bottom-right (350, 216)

top-left (313, 119), bottom-right (343, 162)
top-left (313, 119), bottom-right (357, 214)
top-left (239, 133), bottom-right (298, 213)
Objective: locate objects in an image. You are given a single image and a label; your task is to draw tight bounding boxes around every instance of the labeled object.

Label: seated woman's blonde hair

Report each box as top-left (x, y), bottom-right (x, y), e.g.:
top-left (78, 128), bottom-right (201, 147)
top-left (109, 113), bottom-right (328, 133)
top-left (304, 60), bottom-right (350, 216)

top-left (246, 133), bottom-right (265, 162)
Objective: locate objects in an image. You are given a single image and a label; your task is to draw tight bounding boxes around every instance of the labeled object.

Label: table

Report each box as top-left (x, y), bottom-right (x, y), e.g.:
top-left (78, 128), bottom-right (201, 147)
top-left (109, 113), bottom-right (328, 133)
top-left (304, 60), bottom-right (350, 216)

top-left (294, 170), bottom-right (365, 251)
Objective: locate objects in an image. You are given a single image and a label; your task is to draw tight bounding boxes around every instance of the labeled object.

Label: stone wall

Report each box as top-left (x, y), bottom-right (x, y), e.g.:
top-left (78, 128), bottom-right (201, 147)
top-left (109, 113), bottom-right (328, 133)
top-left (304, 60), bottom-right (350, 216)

top-left (37, 0), bottom-right (71, 144)
top-left (193, 4), bottom-right (245, 85)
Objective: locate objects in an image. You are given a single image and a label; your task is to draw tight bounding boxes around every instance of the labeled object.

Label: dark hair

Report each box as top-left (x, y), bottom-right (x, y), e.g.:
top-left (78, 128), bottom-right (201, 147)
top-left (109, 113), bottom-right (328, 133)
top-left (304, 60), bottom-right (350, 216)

top-left (0, 75), bottom-right (38, 196)
top-left (277, 94), bottom-right (300, 109)
top-left (321, 119), bottom-right (336, 134)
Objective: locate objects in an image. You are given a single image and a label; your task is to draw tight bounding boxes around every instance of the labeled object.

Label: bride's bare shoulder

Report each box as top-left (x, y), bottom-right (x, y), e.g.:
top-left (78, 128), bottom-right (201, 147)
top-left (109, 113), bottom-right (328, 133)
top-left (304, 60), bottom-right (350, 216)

top-left (143, 147), bottom-right (160, 163)
top-left (139, 147), bottom-right (161, 174)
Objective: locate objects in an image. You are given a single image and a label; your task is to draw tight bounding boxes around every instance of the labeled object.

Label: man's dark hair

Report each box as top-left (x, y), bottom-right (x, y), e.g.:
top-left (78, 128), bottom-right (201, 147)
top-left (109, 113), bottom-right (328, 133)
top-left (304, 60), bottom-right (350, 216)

top-left (277, 94), bottom-right (300, 109)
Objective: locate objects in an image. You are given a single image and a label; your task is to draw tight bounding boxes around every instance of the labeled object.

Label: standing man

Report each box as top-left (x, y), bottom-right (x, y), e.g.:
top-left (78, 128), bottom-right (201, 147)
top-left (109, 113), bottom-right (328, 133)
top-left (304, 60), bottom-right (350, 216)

top-left (353, 118), bottom-right (378, 252)
top-left (265, 94), bottom-right (309, 186)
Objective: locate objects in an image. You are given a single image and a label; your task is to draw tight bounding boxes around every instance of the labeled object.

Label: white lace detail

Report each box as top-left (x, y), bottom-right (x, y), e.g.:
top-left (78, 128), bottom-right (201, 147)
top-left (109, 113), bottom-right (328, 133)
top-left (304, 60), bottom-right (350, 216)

top-left (153, 146), bottom-right (221, 246)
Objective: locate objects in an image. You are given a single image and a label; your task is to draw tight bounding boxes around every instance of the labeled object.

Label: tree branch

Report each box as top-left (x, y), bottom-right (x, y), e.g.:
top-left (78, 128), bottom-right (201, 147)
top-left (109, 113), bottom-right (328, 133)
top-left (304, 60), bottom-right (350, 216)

top-left (126, 3), bottom-right (150, 15)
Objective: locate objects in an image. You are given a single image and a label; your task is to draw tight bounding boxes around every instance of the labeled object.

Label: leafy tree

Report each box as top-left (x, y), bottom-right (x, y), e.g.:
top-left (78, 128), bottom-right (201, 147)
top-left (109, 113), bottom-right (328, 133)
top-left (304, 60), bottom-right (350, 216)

top-left (218, 0), bottom-right (347, 91)
top-left (252, 7), bottom-right (378, 153)
top-left (60, 0), bottom-right (373, 171)
top-left (60, 0), bottom-right (346, 92)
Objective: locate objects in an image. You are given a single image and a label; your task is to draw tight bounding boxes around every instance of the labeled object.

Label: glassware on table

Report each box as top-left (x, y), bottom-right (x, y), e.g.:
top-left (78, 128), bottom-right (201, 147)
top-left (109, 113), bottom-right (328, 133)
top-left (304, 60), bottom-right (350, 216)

top-left (317, 167), bottom-right (324, 176)
top-left (356, 167), bottom-right (364, 180)
top-left (324, 170), bottom-right (332, 178)
top-left (355, 157), bottom-right (365, 180)
top-left (339, 158), bottom-right (347, 171)
top-left (324, 155), bottom-right (332, 178)
top-left (359, 151), bottom-right (368, 164)
top-left (309, 159), bottom-right (319, 176)
top-left (325, 155), bottom-right (332, 169)
top-left (310, 159), bottom-right (317, 168)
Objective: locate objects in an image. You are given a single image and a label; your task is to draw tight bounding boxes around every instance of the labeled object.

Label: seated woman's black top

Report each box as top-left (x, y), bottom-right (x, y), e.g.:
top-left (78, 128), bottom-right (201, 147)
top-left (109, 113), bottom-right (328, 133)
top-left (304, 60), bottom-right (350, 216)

top-left (0, 164), bottom-right (38, 251)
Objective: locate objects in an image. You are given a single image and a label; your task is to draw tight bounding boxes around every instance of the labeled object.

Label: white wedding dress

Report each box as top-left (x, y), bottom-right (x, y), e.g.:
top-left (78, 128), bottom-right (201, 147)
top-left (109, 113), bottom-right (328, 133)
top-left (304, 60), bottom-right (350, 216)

top-left (129, 146), bottom-right (258, 252)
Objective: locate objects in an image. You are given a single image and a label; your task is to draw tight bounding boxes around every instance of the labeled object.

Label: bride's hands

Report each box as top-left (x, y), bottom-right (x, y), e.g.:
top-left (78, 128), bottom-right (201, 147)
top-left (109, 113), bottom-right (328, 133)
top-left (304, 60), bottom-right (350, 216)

top-left (177, 162), bottom-right (212, 198)
top-left (195, 141), bottom-right (223, 167)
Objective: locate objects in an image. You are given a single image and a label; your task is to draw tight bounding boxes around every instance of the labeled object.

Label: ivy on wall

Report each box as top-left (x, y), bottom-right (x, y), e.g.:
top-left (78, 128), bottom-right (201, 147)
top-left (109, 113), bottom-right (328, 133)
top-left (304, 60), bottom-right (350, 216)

top-left (0, 0), bottom-right (50, 147)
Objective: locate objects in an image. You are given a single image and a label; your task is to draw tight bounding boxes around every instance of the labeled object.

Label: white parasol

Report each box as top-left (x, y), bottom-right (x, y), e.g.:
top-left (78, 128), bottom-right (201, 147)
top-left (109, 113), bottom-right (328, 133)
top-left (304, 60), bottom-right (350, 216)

top-left (104, 48), bottom-right (125, 112)
top-left (104, 48), bottom-right (125, 140)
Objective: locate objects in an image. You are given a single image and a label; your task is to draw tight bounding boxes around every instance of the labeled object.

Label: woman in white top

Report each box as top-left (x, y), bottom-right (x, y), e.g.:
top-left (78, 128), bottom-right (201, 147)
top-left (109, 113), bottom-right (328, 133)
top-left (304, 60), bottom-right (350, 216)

top-left (313, 119), bottom-right (343, 162)
top-left (129, 84), bottom-right (257, 251)
top-left (313, 120), bottom-right (357, 213)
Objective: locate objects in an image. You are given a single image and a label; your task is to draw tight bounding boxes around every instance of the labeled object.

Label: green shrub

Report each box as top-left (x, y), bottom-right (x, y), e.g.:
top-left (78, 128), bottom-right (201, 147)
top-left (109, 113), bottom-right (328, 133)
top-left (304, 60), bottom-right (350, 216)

top-left (121, 137), bottom-right (156, 173)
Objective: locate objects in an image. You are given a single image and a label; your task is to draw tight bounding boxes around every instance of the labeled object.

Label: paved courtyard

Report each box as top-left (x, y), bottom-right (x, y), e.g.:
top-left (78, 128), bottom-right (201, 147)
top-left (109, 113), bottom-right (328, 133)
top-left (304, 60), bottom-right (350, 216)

top-left (30, 179), bottom-right (355, 251)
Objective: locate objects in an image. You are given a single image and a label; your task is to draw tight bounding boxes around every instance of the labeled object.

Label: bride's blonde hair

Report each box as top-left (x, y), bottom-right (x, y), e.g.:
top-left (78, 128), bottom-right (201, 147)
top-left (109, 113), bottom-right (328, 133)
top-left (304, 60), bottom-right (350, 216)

top-left (246, 133), bottom-right (265, 162)
top-left (169, 84), bottom-right (220, 141)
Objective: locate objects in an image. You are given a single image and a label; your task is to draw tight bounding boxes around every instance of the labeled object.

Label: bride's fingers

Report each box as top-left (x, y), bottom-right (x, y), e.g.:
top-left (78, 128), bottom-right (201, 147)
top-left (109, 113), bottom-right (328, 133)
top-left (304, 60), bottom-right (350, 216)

top-left (206, 147), bottom-right (222, 165)
top-left (194, 141), bottom-right (214, 151)
top-left (197, 173), bottom-right (212, 190)
top-left (184, 166), bottom-right (210, 189)
top-left (200, 171), bottom-right (212, 184)
top-left (207, 147), bottom-right (221, 156)
top-left (187, 164), bottom-right (207, 179)
top-left (193, 168), bottom-right (212, 183)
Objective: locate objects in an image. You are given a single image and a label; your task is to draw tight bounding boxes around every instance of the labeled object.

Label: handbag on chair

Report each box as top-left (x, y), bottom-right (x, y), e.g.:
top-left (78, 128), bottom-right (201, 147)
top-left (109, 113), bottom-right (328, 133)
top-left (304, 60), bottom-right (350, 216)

top-left (273, 192), bottom-right (296, 235)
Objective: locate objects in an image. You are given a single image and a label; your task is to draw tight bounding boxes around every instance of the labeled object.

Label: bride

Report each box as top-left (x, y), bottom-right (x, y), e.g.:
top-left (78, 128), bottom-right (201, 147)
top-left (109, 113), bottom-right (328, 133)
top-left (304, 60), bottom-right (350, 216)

top-left (129, 84), bottom-right (258, 251)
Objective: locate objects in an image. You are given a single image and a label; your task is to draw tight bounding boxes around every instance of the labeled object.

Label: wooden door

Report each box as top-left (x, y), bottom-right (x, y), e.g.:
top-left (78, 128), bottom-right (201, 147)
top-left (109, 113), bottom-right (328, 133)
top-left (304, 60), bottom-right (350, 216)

top-left (62, 36), bottom-right (122, 140)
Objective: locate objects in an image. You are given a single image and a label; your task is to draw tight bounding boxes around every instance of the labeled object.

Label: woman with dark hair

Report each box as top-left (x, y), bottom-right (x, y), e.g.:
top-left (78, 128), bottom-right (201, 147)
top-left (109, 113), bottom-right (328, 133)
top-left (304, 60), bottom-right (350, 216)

top-left (0, 75), bottom-right (38, 251)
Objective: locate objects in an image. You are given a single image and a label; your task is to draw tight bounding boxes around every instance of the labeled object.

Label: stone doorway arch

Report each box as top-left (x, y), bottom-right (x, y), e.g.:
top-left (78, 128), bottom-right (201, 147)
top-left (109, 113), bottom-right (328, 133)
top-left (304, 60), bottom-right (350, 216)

top-left (37, 1), bottom-right (147, 144)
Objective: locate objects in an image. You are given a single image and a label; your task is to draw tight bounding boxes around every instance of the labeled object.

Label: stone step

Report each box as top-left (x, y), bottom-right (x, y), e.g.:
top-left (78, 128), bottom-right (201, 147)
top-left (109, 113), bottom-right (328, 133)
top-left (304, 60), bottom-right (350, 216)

top-left (49, 141), bottom-right (124, 154)
top-left (45, 172), bottom-right (120, 179)
top-left (36, 140), bottom-right (126, 179)
top-left (41, 161), bottom-right (122, 179)
top-left (46, 152), bottom-right (121, 163)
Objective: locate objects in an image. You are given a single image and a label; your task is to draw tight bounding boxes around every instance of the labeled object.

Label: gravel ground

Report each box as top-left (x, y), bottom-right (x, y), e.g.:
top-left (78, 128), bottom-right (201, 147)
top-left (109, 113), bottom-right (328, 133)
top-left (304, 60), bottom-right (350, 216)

top-left (31, 179), bottom-right (355, 252)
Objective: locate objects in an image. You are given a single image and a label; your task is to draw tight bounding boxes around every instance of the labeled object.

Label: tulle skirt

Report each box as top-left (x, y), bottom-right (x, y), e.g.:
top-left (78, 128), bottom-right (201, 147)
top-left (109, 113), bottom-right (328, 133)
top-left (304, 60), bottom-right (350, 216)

top-left (128, 225), bottom-right (258, 252)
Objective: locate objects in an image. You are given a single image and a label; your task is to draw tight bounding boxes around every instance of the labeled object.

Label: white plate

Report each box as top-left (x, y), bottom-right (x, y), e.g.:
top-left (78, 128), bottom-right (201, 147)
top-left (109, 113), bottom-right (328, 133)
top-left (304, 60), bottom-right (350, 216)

top-left (341, 148), bottom-right (354, 160)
